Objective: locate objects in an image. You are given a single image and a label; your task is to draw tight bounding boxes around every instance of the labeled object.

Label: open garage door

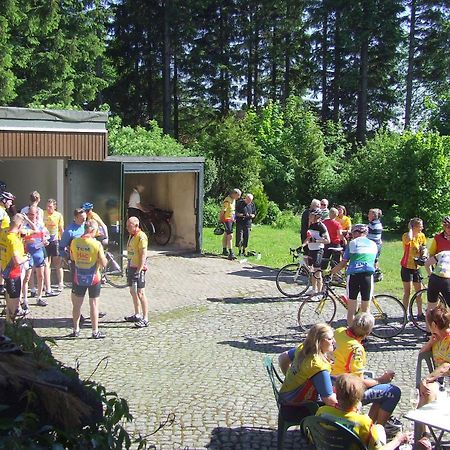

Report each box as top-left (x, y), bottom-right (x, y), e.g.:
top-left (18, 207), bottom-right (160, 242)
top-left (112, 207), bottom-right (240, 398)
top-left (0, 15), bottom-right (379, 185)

top-left (67, 160), bottom-right (123, 255)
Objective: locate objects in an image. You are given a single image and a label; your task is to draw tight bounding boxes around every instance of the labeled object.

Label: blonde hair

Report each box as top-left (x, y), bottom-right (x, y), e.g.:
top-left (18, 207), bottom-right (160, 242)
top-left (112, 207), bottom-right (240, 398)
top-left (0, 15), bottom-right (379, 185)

top-left (335, 374), bottom-right (365, 410)
top-left (408, 217), bottom-right (423, 229)
top-left (295, 323), bottom-right (333, 370)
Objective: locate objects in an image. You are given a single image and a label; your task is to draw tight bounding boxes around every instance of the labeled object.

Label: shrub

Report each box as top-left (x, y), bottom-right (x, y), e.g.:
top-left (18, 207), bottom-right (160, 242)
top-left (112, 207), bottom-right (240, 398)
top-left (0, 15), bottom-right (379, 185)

top-left (263, 201), bottom-right (282, 225)
top-left (272, 210), bottom-right (300, 230)
top-left (252, 187), bottom-right (269, 224)
top-left (203, 198), bottom-right (220, 227)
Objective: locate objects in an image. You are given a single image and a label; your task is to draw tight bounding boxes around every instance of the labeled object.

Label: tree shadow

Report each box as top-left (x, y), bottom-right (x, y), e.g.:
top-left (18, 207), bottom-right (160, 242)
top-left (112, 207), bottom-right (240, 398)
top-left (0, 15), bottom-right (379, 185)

top-left (207, 296), bottom-right (290, 305)
top-left (204, 425), bottom-right (309, 450)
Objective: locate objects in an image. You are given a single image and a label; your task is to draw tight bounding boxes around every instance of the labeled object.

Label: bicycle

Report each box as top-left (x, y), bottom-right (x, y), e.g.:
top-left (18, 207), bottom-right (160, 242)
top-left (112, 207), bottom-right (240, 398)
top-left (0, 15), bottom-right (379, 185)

top-left (275, 247), bottom-right (346, 297)
top-left (297, 275), bottom-right (407, 339)
top-left (140, 207), bottom-right (172, 246)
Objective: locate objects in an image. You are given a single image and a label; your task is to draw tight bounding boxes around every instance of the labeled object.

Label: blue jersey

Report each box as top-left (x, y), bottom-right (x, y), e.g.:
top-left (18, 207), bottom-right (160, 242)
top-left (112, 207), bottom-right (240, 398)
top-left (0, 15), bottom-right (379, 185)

top-left (59, 222), bottom-right (85, 257)
top-left (344, 237), bottom-right (378, 275)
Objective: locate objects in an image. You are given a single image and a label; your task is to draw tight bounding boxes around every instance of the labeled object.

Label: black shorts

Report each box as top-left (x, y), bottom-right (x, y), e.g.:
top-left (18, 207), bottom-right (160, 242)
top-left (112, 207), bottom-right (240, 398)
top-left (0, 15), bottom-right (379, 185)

top-left (72, 283), bottom-right (101, 298)
top-left (5, 277), bottom-right (21, 299)
top-left (308, 249), bottom-right (324, 269)
top-left (348, 273), bottom-right (374, 301)
top-left (428, 274), bottom-right (450, 307)
top-left (127, 267), bottom-right (146, 289)
top-left (46, 240), bottom-right (61, 257)
top-left (400, 267), bottom-right (422, 283)
top-left (223, 221), bottom-right (234, 235)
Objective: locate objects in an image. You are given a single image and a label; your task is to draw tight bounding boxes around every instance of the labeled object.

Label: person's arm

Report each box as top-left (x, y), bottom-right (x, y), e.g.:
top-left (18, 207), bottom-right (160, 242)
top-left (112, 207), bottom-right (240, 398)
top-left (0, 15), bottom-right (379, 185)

top-left (58, 215), bottom-right (64, 240)
top-left (380, 432), bottom-right (411, 450)
top-left (311, 371), bottom-right (337, 406)
top-left (97, 243), bottom-right (107, 268)
top-left (429, 238), bottom-right (437, 257)
top-left (423, 362), bottom-right (450, 384)
top-left (363, 370), bottom-right (395, 388)
top-left (320, 225), bottom-right (331, 245)
top-left (424, 254), bottom-right (438, 276)
top-left (137, 236), bottom-right (147, 272)
top-left (330, 258), bottom-right (347, 275)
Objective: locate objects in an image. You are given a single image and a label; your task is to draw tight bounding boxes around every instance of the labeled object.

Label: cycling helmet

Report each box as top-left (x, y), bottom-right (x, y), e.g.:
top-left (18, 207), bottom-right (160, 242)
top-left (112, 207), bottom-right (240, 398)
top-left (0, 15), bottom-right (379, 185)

top-left (0, 191), bottom-right (15, 203)
top-left (82, 202), bottom-right (93, 211)
top-left (443, 216), bottom-right (450, 226)
top-left (351, 223), bottom-right (368, 234)
top-left (0, 181), bottom-right (6, 192)
top-left (309, 208), bottom-right (322, 217)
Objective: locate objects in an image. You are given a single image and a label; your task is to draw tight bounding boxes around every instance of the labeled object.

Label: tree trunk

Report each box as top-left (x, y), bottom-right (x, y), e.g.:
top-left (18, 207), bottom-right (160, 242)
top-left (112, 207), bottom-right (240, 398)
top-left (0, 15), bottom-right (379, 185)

top-left (404, 0), bottom-right (416, 130)
top-left (356, 33), bottom-right (369, 143)
top-left (332, 7), bottom-right (341, 122)
top-left (246, 11), bottom-right (253, 108)
top-left (173, 51), bottom-right (179, 140)
top-left (162, 0), bottom-right (172, 134)
top-left (271, 24), bottom-right (277, 102)
top-left (283, 2), bottom-right (291, 105)
top-left (321, 7), bottom-right (329, 122)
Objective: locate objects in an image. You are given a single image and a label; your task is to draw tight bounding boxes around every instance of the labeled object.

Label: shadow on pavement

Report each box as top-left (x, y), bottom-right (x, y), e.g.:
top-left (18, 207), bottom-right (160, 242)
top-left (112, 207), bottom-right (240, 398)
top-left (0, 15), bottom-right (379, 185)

top-left (204, 426), bottom-right (308, 450)
top-left (228, 266), bottom-right (278, 282)
top-left (207, 296), bottom-right (290, 305)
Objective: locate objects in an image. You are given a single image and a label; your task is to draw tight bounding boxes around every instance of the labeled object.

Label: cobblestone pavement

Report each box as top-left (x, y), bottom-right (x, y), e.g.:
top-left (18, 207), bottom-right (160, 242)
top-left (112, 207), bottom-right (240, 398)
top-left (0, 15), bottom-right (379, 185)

top-left (27, 252), bottom-right (425, 449)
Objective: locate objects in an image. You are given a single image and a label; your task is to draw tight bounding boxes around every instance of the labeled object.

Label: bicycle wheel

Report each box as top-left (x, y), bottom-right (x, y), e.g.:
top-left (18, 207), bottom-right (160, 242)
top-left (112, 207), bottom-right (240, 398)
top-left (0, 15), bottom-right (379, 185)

top-left (409, 289), bottom-right (444, 332)
top-left (276, 263), bottom-right (310, 297)
top-left (297, 294), bottom-right (337, 332)
top-left (154, 220), bottom-right (171, 246)
top-left (371, 294), bottom-right (406, 339)
top-left (104, 256), bottom-right (128, 289)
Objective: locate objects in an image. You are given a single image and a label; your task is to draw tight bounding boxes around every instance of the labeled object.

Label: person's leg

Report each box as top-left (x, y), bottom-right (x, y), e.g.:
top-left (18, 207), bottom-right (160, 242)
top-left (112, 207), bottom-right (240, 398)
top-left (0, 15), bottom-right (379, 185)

top-left (347, 274), bottom-right (360, 326)
top-left (71, 292), bottom-right (84, 333)
top-left (137, 288), bottom-right (148, 321)
top-left (5, 278), bottom-right (21, 321)
top-left (441, 278), bottom-right (450, 308)
top-left (360, 273), bottom-right (374, 315)
top-left (412, 281), bottom-right (424, 315)
top-left (363, 384), bottom-right (401, 425)
top-left (417, 381), bottom-right (439, 436)
top-left (44, 256), bottom-right (52, 293)
top-left (36, 266), bottom-right (44, 300)
top-left (402, 280), bottom-right (412, 310)
top-left (347, 299), bottom-right (358, 326)
top-left (21, 268), bottom-right (32, 308)
top-left (89, 297), bottom-right (100, 333)
top-left (235, 222), bottom-right (243, 254)
top-left (243, 226), bottom-right (250, 255)
top-left (129, 286), bottom-right (141, 316)
top-left (426, 275), bottom-right (441, 313)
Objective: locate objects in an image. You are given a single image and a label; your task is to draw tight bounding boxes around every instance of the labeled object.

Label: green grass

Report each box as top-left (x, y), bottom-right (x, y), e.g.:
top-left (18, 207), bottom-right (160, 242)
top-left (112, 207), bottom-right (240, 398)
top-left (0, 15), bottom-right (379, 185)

top-left (202, 226), bottom-right (407, 298)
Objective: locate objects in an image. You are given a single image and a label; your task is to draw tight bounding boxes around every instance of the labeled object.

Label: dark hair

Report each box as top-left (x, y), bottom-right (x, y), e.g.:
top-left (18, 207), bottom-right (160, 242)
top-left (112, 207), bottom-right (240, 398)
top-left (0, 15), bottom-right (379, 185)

top-left (73, 208), bottom-right (85, 217)
top-left (426, 304), bottom-right (450, 331)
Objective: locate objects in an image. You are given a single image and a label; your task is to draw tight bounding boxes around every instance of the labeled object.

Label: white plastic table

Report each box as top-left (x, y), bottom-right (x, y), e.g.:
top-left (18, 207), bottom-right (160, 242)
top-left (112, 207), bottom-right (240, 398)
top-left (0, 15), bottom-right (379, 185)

top-left (405, 400), bottom-right (450, 449)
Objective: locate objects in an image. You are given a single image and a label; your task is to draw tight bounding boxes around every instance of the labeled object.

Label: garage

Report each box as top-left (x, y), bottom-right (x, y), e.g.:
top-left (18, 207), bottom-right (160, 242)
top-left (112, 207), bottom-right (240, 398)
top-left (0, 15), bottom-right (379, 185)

top-left (0, 106), bottom-right (205, 253)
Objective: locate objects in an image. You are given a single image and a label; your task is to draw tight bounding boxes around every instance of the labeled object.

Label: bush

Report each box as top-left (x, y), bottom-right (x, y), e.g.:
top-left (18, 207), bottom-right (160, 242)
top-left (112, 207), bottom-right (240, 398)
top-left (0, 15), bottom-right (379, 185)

top-left (203, 198), bottom-right (220, 227)
top-left (252, 187), bottom-right (269, 224)
top-left (263, 201), bottom-right (282, 225)
top-left (272, 210), bottom-right (300, 230)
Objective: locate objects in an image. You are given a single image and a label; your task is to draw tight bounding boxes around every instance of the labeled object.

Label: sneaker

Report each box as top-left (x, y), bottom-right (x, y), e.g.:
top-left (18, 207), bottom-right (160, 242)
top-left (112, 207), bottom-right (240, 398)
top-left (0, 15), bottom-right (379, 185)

top-left (384, 416), bottom-right (402, 438)
top-left (29, 291), bottom-right (36, 298)
top-left (228, 253), bottom-right (237, 260)
top-left (21, 304), bottom-right (30, 316)
top-left (69, 330), bottom-right (80, 338)
top-left (44, 290), bottom-right (59, 297)
top-left (37, 298), bottom-right (48, 307)
top-left (124, 313), bottom-right (141, 322)
top-left (135, 319), bottom-right (149, 328)
top-left (54, 285), bottom-right (64, 292)
top-left (99, 311), bottom-right (107, 319)
top-left (91, 331), bottom-right (106, 339)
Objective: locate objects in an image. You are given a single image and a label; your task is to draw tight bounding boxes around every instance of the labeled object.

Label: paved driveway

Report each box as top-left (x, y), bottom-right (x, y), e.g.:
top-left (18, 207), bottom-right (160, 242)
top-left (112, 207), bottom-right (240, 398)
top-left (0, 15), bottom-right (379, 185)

top-left (29, 253), bottom-right (424, 449)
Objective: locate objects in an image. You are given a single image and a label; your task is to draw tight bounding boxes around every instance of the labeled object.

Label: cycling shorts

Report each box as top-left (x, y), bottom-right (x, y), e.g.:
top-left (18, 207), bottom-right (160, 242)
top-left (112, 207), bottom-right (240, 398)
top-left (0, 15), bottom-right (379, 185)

top-left (427, 274), bottom-right (450, 306)
top-left (400, 267), bottom-right (422, 283)
top-left (223, 221), bottom-right (234, 235)
top-left (362, 383), bottom-right (401, 414)
top-left (347, 273), bottom-right (374, 301)
top-left (46, 240), bottom-right (61, 257)
top-left (72, 282), bottom-right (101, 298)
top-left (308, 249), bottom-right (324, 269)
top-left (5, 277), bottom-right (21, 299)
top-left (29, 250), bottom-right (46, 268)
top-left (127, 267), bottom-right (146, 289)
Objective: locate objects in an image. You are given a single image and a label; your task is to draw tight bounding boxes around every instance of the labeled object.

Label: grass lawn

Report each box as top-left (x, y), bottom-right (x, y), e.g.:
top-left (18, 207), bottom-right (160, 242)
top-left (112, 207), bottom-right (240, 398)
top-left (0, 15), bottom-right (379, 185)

top-left (202, 225), bottom-right (409, 298)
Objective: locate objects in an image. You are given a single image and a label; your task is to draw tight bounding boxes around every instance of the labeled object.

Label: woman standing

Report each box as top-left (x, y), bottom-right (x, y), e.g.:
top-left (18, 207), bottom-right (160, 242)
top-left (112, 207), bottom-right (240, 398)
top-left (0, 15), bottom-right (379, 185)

top-left (336, 205), bottom-right (352, 239)
top-left (400, 218), bottom-right (427, 314)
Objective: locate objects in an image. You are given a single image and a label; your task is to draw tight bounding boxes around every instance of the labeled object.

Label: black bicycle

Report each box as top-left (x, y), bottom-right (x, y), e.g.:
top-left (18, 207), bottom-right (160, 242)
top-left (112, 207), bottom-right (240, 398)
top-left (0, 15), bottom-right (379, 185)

top-left (140, 207), bottom-right (173, 246)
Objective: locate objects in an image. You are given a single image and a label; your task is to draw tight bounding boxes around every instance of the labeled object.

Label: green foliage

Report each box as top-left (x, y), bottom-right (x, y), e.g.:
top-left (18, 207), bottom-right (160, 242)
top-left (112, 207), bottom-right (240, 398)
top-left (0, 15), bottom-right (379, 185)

top-left (263, 201), bottom-right (282, 225)
top-left (196, 115), bottom-right (262, 199)
top-left (252, 187), bottom-right (269, 225)
top-left (271, 210), bottom-right (300, 230)
top-left (202, 198), bottom-right (220, 227)
top-left (108, 115), bottom-right (190, 156)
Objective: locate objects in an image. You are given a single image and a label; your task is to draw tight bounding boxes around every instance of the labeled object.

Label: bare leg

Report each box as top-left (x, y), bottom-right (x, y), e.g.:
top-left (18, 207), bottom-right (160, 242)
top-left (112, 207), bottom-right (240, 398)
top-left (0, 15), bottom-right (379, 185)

top-left (347, 299), bottom-right (358, 326)
top-left (89, 297), bottom-right (100, 333)
top-left (137, 288), bottom-right (148, 321)
top-left (54, 256), bottom-right (63, 288)
top-left (71, 294), bottom-right (84, 332)
top-left (44, 257), bottom-right (52, 293)
top-left (36, 266), bottom-right (44, 299)
top-left (402, 281), bottom-right (411, 309)
top-left (412, 281), bottom-right (423, 315)
top-left (129, 286), bottom-right (141, 316)
top-left (21, 269), bottom-right (32, 306)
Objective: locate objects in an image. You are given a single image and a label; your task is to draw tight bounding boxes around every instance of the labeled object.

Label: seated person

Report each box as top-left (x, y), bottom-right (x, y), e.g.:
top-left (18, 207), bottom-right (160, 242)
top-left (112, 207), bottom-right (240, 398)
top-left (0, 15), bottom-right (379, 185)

top-left (279, 313), bottom-right (401, 431)
top-left (316, 374), bottom-right (409, 450)
top-left (279, 323), bottom-right (337, 407)
top-left (417, 305), bottom-right (450, 436)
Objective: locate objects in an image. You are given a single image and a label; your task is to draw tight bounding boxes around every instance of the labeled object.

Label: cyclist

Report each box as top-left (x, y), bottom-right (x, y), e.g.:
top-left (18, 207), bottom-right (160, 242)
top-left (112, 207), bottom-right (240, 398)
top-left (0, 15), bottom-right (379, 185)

top-left (0, 191), bottom-right (15, 296)
top-left (329, 224), bottom-right (378, 326)
top-left (124, 216), bottom-right (149, 328)
top-left (20, 191), bottom-right (44, 224)
top-left (336, 205), bottom-right (352, 239)
top-left (429, 216), bottom-right (450, 256)
top-left (127, 184), bottom-right (149, 222)
top-left (81, 202), bottom-right (109, 245)
top-left (219, 188), bottom-right (241, 260)
top-left (300, 199), bottom-right (321, 248)
top-left (424, 248), bottom-right (450, 309)
top-left (322, 207), bottom-right (346, 267)
top-left (367, 208), bottom-right (383, 276)
top-left (303, 208), bottom-right (330, 294)
top-left (69, 220), bottom-right (107, 339)
top-left (400, 217), bottom-right (427, 313)
top-left (0, 214), bottom-right (35, 321)
top-left (44, 199), bottom-right (65, 292)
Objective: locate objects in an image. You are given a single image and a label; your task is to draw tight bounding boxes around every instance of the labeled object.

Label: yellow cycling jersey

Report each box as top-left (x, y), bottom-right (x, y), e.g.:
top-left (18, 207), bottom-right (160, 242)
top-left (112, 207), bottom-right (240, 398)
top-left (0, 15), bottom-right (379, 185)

top-left (432, 333), bottom-right (450, 367)
top-left (0, 205), bottom-right (10, 230)
top-left (331, 327), bottom-right (366, 377)
top-left (44, 210), bottom-right (64, 240)
top-left (70, 236), bottom-right (104, 286)
top-left (222, 196), bottom-right (235, 221)
top-left (400, 232), bottom-right (427, 269)
top-left (127, 230), bottom-right (148, 268)
top-left (316, 406), bottom-right (383, 450)
top-left (336, 215), bottom-right (352, 231)
top-left (0, 231), bottom-right (25, 279)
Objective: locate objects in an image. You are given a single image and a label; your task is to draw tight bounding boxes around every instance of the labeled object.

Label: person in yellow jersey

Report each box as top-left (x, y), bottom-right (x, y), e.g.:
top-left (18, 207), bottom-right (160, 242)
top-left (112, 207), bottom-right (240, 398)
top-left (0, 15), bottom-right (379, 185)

top-left (0, 191), bottom-right (15, 296)
top-left (44, 199), bottom-right (65, 292)
top-left (124, 216), bottom-right (149, 328)
top-left (81, 202), bottom-right (109, 245)
top-left (0, 213), bottom-right (36, 321)
top-left (219, 188), bottom-right (241, 260)
top-left (69, 219), bottom-right (107, 339)
top-left (316, 374), bottom-right (410, 450)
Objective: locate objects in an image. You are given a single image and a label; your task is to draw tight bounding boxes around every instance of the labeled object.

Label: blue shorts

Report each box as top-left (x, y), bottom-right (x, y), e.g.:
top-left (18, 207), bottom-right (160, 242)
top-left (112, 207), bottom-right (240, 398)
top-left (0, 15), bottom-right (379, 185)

top-left (29, 250), bottom-right (46, 268)
top-left (362, 383), bottom-right (401, 413)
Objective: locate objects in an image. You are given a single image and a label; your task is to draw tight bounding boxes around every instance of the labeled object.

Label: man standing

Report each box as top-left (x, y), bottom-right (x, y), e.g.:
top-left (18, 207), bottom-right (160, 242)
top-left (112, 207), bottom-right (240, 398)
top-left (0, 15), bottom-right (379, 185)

top-left (124, 217), bottom-right (149, 328)
top-left (330, 224), bottom-right (378, 326)
top-left (300, 199), bottom-right (321, 245)
top-left (0, 214), bottom-right (34, 321)
top-left (59, 208), bottom-right (87, 257)
top-left (127, 185), bottom-right (149, 222)
top-left (235, 193), bottom-right (256, 256)
top-left (69, 220), bottom-right (107, 338)
top-left (220, 188), bottom-right (241, 260)
top-left (320, 198), bottom-right (330, 220)
top-left (0, 191), bottom-right (15, 296)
